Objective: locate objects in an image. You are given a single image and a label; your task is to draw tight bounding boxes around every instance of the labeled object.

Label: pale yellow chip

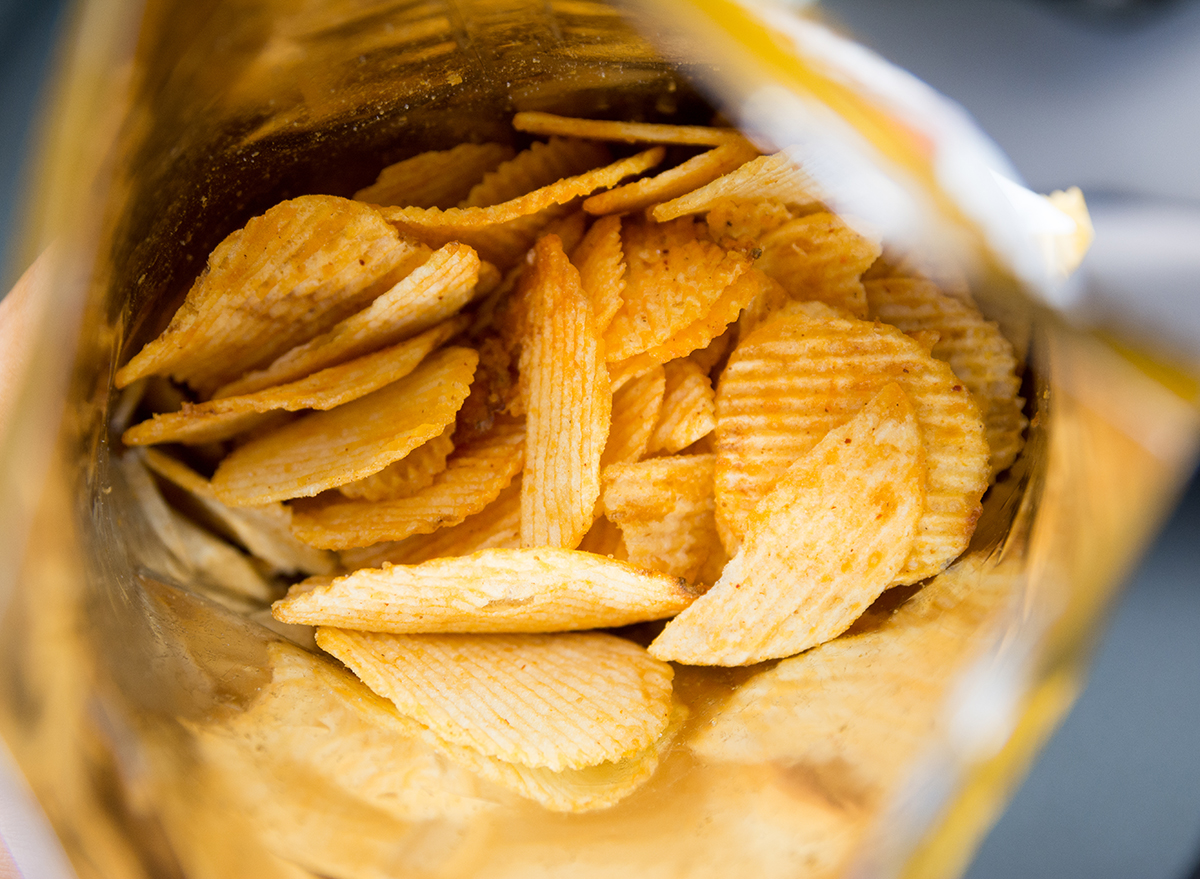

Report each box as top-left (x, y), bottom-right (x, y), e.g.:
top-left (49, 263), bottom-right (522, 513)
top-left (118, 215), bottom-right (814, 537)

top-left (714, 309), bottom-right (990, 584)
top-left (291, 421), bottom-right (523, 550)
top-left (866, 276), bottom-right (1026, 478)
top-left (652, 151), bottom-right (824, 222)
top-left (337, 424), bottom-right (456, 502)
top-left (576, 513), bottom-right (628, 561)
top-left (315, 629), bottom-right (675, 771)
top-left (211, 346), bottom-right (477, 507)
top-left (601, 455), bottom-right (722, 585)
top-left (583, 140), bottom-right (760, 216)
top-left (115, 195), bottom-right (429, 396)
top-left (705, 197), bottom-right (795, 249)
top-left (519, 235), bottom-right (611, 549)
top-left (572, 214), bottom-right (626, 334)
top-left (214, 242), bottom-right (480, 397)
top-left (274, 546), bottom-right (694, 633)
top-left (755, 211), bottom-right (882, 319)
top-left (121, 318), bottom-right (465, 446)
top-left (651, 384), bottom-right (923, 666)
top-left (354, 142), bottom-right (515, 208)
top-left (604, 217), bottom-right (750, 362)
top-left (646, 358), bottom-right (715, 455)
top-left (462, 137), bottom-right (610, 207)
top-left (512, 111), bottom-right (747, 146)
top-left (601, 363), bottom-right (666, 467)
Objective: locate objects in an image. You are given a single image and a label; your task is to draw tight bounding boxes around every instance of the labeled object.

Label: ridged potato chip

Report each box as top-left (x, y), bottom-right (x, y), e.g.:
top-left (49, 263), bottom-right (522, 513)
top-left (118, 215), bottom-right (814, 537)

top-left (462, 137), bottom-right (610, 207)
top-left (646, 358), bottom-right (715, 455)
top-left (354, 142), bottom-right (514, 208)
top-left (216, 242), bottom-right (480, 397)
top-left (601, 364), bottom-right (665, 467)
top-left (337, 425), bottom-right (455, 502)
top-left (714, 308), bottom-right (989, 583)
top-left (705, 198), bottom-right (794, 250)
top-left (866, 276), bottom-right (1026, 478)
top-left (512, 112), bottom-right (746, 146)
top-left (116, 195), bottom-right (428, 396)
top-left (273, 547), bottom-right (694, 633)
top-left (652, 151), bottom-right (824, 222)
top-left (572, 214), bottom-right (625, 334)
top-left (576, 513), bottom-right (628, 561)
top-left (315, 629), bottom-right (675, 772)
top-left (520, 235), bottom-right (611, 549)
top-left (211, 346), bottom-right (477, 507)
top-left (292, 421), bottom-right (524, 550)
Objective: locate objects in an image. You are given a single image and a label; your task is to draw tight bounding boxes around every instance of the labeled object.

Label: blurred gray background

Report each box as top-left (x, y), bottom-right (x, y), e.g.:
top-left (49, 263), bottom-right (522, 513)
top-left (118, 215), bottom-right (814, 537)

top-left (1, 0), bottom-right (1198, 877)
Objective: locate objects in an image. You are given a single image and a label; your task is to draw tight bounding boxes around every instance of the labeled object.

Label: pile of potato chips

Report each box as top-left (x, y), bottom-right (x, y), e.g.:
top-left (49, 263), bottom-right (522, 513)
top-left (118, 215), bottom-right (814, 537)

top-left (115, 112), bottom-right (1026, 815)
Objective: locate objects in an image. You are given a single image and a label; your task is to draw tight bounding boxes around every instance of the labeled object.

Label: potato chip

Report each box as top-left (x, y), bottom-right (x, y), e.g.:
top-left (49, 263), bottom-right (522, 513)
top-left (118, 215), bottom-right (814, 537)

top-left (687, 325), bottom-right (735, 377)
top-left (734, 268), bottom-right (791, 338)
top-left (576, 513), bottom-right (628, 561)
top-left (604, 217), bottom-right (750, 362)
top-left (601, 364), bottom-right (665, 467)
top-left (122, 318), bottom-right (466, 446)
top-left (866, 276), bottom-right (1026, 478)
top-left (462, 137), bottom-right (610, 207)
top-left (601, 455), bottom-right (722, 584)
top-left (646, 359), bottom-right (715, 455)
top-left (115, 195), bottom-right (429, 395)
top-left (337, 424), bottom-right (456, 502)
top-left (211, 346), bottom-right (477, 507)
top-left (715, 309), bottom-right (988, 583)
top-left (705, 198), bottom-right (795, 249)
top-left (520, 235), bottom-right (611, 549)
top-left (317, 629), bottom-right (674, 771)
top-left (512, 112), bottom-right (747, 146)
top-left (583, 140), bottom-right (760, 216)
top-left (650, 384), bottom-right (923, 665)
top-left (354, 142), bottom-right (515, 208)
top-left (274, 546), bottom-right (694, 633)
top-left (755, 212), bottom-right (882, 319)
top-left (572, 214), bottom-right (625, 334)
top-left (291, 421), bottom-right (524, 550)
top-left (652, 151), bottom-right (824, 222)
top-left (214, 242), bottom-right (480, 397)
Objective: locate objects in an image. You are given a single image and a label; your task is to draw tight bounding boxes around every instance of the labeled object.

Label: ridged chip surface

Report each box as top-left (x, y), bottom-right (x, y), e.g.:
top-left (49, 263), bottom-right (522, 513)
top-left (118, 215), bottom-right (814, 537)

top-left (652, 151), bottom-right (824, 222)
top-left (601, 364), bottom-right (665, 467)
top-left (572, 214), bottom-right (626, 334)
top-left (646, 358), bottom-right (715, 455)
top-left (462, 137), bottom-right (610, 207)
top-left (705, 198), bottom-right (794, 249)
top-left (337, 425), bottom-right (455, 502)
top-left (354, 142), bottom-right (514, 208)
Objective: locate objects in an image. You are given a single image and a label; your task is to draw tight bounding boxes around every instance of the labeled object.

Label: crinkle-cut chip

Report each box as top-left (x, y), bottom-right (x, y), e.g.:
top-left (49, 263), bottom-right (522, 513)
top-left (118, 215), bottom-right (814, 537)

top-left (583, 140), bottom-right (760, 216)
top-left (340, 476), bottom-right (523, 570)
top-left (543, 209), bottom-right (589, 258)
top-left (454, 336), bottom-right (519, 443)
top-left (714, 310), bottom-right (989, 583)
top-left (141, 448), bottom-right (336, 577)
top-left (315, 629), bottom-right (675, 771)
top-left (520, 235), bottom-right (611, 549)
top-left (705, 197), bottom-right (795, 249)
top-left (687, 324), bottom-right (735, 377)
top-left (866, 277), bottom-right (1027, 478)
top-left (601, 364), bottom-right (665, 467)
top-left (115, 195), bottom-right (429, 395)
top-left (215, 242), bottom-right (478, 397)
top-left (354, 142), bottom-right (515, 208)
top-left (122, 319), bottom-right (465, 446)
top-left (735, 268), bottom-right (791, 338)
top-left (601, 455), bottom-right (722, 585)
top-left (608, 262), bottom-right (768, 378)
top-left (576, 514), bottom-right (628, 561)
top-left (646, 359), bottom-right (715, 455)
top-left (755, 211), bottom-right (882, 319)
top-left (462, 137), bottom-right (611, 207)
top-left (337, 424), bottom-right (455, 502)
top-left (211, 346), bottom-right (477, 507)
top-left (572, 214), bottom-right (626, 334)
top-left (651, 385), bottom-right (924, 666)
top-left (604, 218), bottom-right (751, 363)
top-left (652, 150), bottom-right (824, 222)
top-left (512, 112), bottom-right (747, 147)
top-left (291, 421), bottom-right (524, 550)
top-left (274, 547), bottom-right (695, 633)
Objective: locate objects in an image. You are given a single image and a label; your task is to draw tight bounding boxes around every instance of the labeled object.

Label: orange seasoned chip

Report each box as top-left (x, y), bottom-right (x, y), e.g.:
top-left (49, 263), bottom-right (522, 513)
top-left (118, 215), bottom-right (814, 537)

top-left (462, 137), bottom-right (610, 207)
top-left (652, 151), bottom-right (824, 222)
top-left (651, 385), bottom-right (924, 665)
top-left (705, 198), bottom-right (795, 249)
top-left (755, 212), bottom-right (882, 319)
top-left (572, 214), bottom-right (625, 334)
top-left (122, 318), bottom-right (465, 446)
top-left (520, 235), bottom-right (611, 549)
top-left (291, 421), bottom-right (524, 550)
top-left (735, 268), bottom-right (791, 337)
top-left (512, 112), bottom-right (747, 146)
top-left (866, 276), bottom-right (1026, 478)
top-left (583, 140), bottom-right (760, 216)
top-left (602, 364), bottom-right (665, 467)
top-left (601, 455), bottom-right (722, 584)
top-left (646, 358), bottom-right (715, 455)
top-left (215, 242), bottom-right (480, 397)
top-left (315, 629), bottom-right (675, 771)
top-left (354, 142), bottom-right (515, 208)
top-left (115, 195), bottom-right (429, 396)
top-left (714, 309), bottom-right (989, 583)
top-left (273, 547), bottom-right (695, 633)
top-left (337, 425), bottom-right (455, 502)
top-left (211, 346), bottom-right (477, 507)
